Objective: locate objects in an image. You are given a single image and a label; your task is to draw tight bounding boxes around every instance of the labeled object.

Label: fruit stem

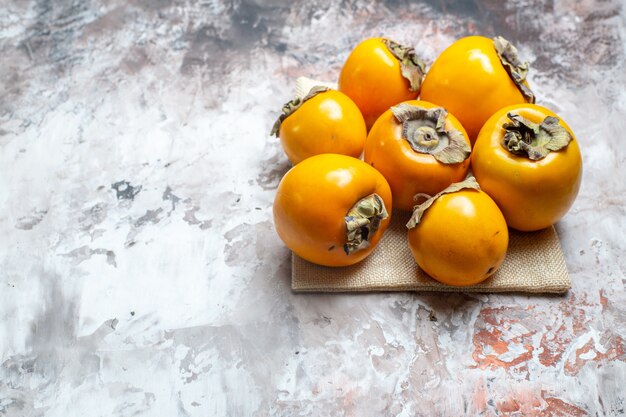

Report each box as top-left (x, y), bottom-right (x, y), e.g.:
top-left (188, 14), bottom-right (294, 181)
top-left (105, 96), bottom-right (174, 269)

top-left (391, 103), bottom-right (470, 164)
top-left (382, 39), bottom-right (426, 92)
top-left (493, 36), bottom-right (535, 103)
top-left (406, 177), bottom-right (480, 229)
top-left (344, 194), bottom-right (388, 255)
top-left (502, 113), bottom-right (572, 160)
top-left (270, 86), bottom-right (329, 137)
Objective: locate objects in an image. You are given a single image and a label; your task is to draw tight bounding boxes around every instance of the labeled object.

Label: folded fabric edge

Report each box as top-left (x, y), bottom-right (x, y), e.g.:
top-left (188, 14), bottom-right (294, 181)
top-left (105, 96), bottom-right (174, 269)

top-left (291, 285), bottom-right (571, 294)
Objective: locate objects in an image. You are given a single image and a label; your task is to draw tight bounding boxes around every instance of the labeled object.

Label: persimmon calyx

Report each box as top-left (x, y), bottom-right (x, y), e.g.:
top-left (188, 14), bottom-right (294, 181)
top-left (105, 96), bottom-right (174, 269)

top-left (270, 86), bottom-right (330, 136)
top-left (406, 177), bottom-right (480, 229)
top-left (344, 193), bottom-right (388, 255)
top-left (502, 113), bottom-right (572, 160)
top-left (382, 39), bottom-right (426, 92)
top-left (391, 103), bottom-right (471, 164)
top-left (493, 36), bottom-right (535, 104)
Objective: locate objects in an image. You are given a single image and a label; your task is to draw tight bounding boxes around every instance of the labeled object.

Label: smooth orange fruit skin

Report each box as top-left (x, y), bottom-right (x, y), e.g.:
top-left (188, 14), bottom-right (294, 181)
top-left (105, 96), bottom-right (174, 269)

top-left (420, 36), bottom-right (530, 143)
top-left (279, 90), bottom-right (367, 164)
top-left (472, 104), bottom-right (583, 232)
top-left (364, 100), bottom-right (471, 211)
top-left (339, 38), bottom-right (418, 130)
top-left (273, 154), bottom-right (392, 267)
top-left (408, 189), bottom-right (509, 286)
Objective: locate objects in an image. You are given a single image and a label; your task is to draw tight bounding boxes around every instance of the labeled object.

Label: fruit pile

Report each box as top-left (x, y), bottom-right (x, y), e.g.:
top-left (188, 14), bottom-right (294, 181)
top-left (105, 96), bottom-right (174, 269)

top-left (270, 36), bottom-right (583, 287)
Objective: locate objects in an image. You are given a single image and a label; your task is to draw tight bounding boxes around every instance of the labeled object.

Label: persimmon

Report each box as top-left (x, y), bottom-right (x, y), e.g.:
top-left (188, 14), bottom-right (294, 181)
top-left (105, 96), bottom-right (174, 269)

top-left (338, 37), bottom-right (425, 130)
top-left (273, 154), bottom-right (392, 266)
top-left (364, 100), bottom-right (471, 211)
top-left (407, 178), bottom-right (509, 286)
top-left (420, 36), bottom-right (535, 143)
top-left (471, 103), bottom-right (583, 231)
top-left (271, 87), bottom-right (366, 164)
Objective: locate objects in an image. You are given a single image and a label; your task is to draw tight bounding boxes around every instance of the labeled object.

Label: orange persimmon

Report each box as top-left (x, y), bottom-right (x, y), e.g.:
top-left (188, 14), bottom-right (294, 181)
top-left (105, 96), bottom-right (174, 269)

top-left (407, 178), bottom-right (509, 286)
top-left (273, 154), bottom-right (392, 266)
top-left (271, 87), bottom-right (366, 164)
top-left (364, 100), bottom-right (471, 211)
top-left (471, 103), bottom-right (583, 231)
top-left (338, 38), bottom-right (425, 130)
top-left (420, 36), bottom-right (534, 143)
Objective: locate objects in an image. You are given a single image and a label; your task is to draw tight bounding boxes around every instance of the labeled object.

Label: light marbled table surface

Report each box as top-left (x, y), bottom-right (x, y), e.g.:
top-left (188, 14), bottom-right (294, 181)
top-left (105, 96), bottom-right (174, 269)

top-left (1, 1), bottom-right (625, 416)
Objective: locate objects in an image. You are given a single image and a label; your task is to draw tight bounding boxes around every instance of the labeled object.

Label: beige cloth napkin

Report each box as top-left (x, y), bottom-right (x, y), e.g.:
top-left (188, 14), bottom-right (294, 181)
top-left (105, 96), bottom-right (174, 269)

top-left (289, 77), bottom-right (571, 294)
top-left (292, 211), bottom-right (571, 293)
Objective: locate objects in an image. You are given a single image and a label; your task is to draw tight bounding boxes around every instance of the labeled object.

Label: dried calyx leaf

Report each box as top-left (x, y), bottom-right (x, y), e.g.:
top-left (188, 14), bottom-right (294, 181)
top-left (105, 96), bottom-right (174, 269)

top-left (344, 194), bottom-right (388, 255)
top-left (382, 39), bottom-right (426, 92)
top-left (493, 36), bottom-right (535, 104)
top-left (406, 177), bottom-right (480, 229)
top-left (391, 103), bottom-right (470, 164)
top-left (502, 113), bottom-right (572, 160)
top-left (270, 86), bottom-right (330, 136)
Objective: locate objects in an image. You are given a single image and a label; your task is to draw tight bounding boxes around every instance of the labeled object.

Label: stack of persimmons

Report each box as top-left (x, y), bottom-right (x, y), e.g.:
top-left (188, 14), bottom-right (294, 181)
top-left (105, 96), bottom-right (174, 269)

top-left (270, 36), bottom-right (582, 287)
